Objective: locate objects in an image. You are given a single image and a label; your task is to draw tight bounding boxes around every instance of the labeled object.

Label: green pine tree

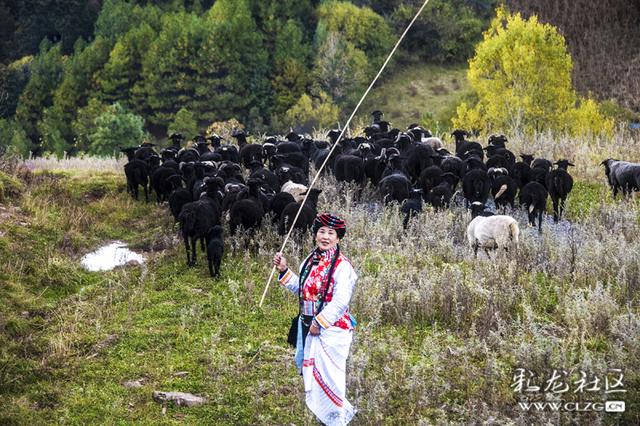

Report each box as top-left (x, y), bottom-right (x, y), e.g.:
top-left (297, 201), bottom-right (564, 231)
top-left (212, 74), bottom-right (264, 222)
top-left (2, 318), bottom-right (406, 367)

top-left (15, 40), bottom-right (65, 153)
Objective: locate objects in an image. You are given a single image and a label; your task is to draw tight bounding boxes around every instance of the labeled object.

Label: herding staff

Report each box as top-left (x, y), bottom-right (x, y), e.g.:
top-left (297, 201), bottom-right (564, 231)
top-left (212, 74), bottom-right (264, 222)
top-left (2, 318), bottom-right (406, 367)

top-left (259, 0), bottom-right (432, 307)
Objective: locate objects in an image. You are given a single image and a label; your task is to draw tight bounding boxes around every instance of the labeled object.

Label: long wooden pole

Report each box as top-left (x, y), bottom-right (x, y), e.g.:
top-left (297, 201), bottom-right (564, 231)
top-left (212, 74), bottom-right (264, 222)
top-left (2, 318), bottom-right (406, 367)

top-left (259, 0), bottom-right (432, 308)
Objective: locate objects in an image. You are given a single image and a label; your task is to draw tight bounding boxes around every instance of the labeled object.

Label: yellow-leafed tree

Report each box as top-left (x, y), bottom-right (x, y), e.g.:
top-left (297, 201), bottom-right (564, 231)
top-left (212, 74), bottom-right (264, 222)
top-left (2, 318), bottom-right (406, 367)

top-left (453, 6), bottom-right (613, 136)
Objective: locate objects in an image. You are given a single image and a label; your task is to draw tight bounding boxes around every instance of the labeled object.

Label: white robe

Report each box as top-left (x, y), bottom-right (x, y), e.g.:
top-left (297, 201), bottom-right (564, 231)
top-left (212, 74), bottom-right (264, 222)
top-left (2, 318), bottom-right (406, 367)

top-left (279, 253), bottom-right (358, 425)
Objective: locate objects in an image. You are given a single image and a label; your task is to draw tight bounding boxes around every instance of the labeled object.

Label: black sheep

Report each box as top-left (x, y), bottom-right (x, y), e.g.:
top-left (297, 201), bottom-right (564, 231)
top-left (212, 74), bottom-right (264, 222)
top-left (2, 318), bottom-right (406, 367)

top-left (276, 165), bottom-right (308, 186)
top-left (520, 154), bottom-right (534, 166)
top-left (275, 141), bottom-right (302, 154)
top-left (439, 155), bottom-right (464, 188)
top-left (229, 178), bottom-right (265, 236)
top-left (221, 183), bottom-right (247, 213)
top-left (234, 130), bottom-right (263, 169)
top-left (546, 159), bottom-right (574, 222)
top-left (333, 154), bottom-right (366, 186)
top-left (601, 158), bottom-right (640, 198)
top-left (177, 147), bottom-right (200, 163)
top-left (269, 192), bottom-right (296, 224)
top-left (206, 225), bottom-right (224, 278)
top-left (363, 150), bottom-right (388, 186)
top-left (489, 168), bottom-right (517, 210)
top-left (271, 152), bottom-right (309, 177)
top-left (151, 166), bottom-right (177, 203)
top-left (531, 158), bottom-right (553, 171)
top-left (381, 149), bottom-right (407, 179)
top-left (178, 177), bottom-right (224, 266)
top-left (512, 161), bottom-right (531, 189)
top-left (519, 181), bottom-right (548, 233)
top-left (278, 189), bottom-right (323, 236)
top-left (134, 143), bottom-right (158, 163)
top-left (464, 156), bottom-right (487, 173)
top-left (528, 167), bottom-right (549, 188)
top-left (418, 165), bottom-right (443, 194)
top-left (452, 129), bottom-right (484, 160)
top-left (378, 173), bottom-right (411, 205)
top-left (426, 181), bottom-right (453, 210)
top-left (248, 160), bottom-right (280, 192)
top-left (462, 169), bottom-right (491, 205)
top-left (401, 189), bottom-right (422, 229)
top-left (167, 175), bottom-right (192, 223)
top-left (123, 159), bottom-right (149, 201)
top-left (217, 144), bottom-right (240, 163)
top-left (404, 142), bottom-right (437, 183)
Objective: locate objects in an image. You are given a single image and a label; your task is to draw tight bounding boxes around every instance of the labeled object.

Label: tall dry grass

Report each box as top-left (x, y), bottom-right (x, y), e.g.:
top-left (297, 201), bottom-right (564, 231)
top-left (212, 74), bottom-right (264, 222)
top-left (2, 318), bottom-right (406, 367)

top-left (7, 127), bottom-right (640, 423)
top-left (249, 127), bottom-right (640, 423)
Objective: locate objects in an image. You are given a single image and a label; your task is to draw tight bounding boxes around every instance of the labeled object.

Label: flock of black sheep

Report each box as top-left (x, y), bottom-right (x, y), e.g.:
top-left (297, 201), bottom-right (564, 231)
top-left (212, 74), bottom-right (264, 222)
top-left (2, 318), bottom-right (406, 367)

top-left (119, 111), bottom-right (639, 277)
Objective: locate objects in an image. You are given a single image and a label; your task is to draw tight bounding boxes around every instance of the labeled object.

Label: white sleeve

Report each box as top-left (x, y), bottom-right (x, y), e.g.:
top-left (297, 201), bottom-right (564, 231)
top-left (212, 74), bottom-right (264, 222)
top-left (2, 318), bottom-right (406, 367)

top-left (314, 261), bottom-right (357, 328)
top-left (278, 259), bottom-right (308, 295)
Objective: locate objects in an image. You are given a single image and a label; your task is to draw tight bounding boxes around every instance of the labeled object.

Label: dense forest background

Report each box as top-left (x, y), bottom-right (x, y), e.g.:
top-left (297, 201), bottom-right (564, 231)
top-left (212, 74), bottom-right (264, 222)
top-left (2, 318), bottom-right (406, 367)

top-left (0, 0), bottom-right (638, 156)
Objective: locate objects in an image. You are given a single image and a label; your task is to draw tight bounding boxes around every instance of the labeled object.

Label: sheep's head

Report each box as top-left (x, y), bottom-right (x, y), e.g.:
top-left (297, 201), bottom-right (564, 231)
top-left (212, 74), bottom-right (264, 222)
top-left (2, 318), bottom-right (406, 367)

top-left (262, 143), bottom-right (277, 158)
top-left (554, 159), bottom-right (575, 170)
top-left (363, 124), bottom-right (381, 136)
top-left (285, 132), bottom-right (301, 142)
top-left (488, 134), bottom-right (508, 147)
top-left (395, 132), bottom-right (413, 146)
top-left (470, 201), bottom-right (486, 218)
top-left (247, 177), bottom-right (264, 187)
top-left (520, 154), bottom-right (534, 165)
top-left (451, 129), bottom-right (468, 141)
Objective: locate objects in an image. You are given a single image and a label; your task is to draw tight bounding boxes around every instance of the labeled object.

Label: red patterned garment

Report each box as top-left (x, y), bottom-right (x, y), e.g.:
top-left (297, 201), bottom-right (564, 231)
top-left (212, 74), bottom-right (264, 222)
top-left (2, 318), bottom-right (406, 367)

top-left (279, 247), bottom-right (357, 330)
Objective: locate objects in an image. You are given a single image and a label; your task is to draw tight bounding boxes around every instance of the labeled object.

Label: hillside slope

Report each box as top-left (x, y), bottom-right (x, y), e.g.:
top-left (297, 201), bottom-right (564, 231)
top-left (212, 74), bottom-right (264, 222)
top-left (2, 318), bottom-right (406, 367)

top-left (355, 63), bottom-right (470, 132)
top-left (1, 139), bottom-right (639, 424)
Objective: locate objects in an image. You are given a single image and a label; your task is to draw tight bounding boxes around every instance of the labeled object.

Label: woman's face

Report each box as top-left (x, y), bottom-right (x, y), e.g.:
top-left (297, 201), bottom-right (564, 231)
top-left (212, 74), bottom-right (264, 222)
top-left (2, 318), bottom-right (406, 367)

top-left (315, 226), bottom-right (339, 251)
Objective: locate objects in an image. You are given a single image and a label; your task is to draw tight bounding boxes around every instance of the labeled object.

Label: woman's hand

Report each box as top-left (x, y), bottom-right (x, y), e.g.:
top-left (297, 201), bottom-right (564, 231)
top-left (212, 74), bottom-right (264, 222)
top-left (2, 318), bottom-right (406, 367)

top-left (309, 320), bottom-right (321, 336)
top-left (272, 252), bottom-right (288, 272)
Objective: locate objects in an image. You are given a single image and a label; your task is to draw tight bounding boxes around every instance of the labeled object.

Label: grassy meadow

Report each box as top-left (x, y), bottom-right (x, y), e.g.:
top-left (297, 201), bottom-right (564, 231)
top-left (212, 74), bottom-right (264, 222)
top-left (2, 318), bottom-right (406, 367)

top-left (1, 129), bottom-right (639, 425)
top-left (355, 63), bottom-right (471, 132)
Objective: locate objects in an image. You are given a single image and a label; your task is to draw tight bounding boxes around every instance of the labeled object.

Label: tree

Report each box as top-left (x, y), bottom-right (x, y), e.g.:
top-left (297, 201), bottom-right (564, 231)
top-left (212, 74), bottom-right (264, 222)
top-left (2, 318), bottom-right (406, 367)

top-left (316, 1), bottom-right (393, 72)
top-left (168, 107), bottom-right (199, 139)
top-left (0, 57), bottom-right (32, 119)
top-left (95, 0), bottom-right (163, 43)
top-left (72, 98), bottom-right (110, 153)
top-left (137, 12), bottom-right (206, 125)
top-left (453, 6), bottom-right (612, 135)
top-left (15, 40), bottom-right (65, 152)
top-left (314, 32), bottom-right (369, 109)
top-left (200, 0), bottom-right (269, 120)
top-left (90, 103), bottom-right (147, 156)
top-left (283, 90), bottom-right (340, 133)
top-left (41, 37), bottom-right (112, 155)
top-left (313, 1), bottom-right (393, 110)
top-left (98, 24), bottom-right (157, 110)
top-left (391, 0), bottom-right (490, 63)
top-left (0, 118), bottom-right (31, 157)
top-left (270, 20), bottom-right (312, 116)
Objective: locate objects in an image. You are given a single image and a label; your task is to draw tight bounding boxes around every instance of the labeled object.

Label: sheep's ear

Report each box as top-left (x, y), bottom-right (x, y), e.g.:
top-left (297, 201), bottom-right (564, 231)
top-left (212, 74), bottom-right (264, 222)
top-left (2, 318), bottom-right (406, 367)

top-left (568, 162), bottom-right (575, 167)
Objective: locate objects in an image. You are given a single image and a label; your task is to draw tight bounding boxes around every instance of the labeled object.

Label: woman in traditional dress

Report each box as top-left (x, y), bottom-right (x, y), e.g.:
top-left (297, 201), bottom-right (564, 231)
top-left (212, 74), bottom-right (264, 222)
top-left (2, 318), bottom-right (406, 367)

top-left (272, 213), bottom-right (357, 425)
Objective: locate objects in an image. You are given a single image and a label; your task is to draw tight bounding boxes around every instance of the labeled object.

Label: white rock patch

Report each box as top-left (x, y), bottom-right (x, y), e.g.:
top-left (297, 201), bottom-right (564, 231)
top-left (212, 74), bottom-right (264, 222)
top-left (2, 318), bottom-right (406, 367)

top-left (81, 241), bottom-right (145, 271)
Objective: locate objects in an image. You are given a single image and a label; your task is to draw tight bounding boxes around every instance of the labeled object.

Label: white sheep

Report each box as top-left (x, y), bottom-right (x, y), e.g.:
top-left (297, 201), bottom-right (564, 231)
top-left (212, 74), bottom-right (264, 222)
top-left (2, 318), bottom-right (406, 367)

top-left (280, 180), bottom-right (308, 203)
top-left (466, 214), bottom-right (520, 258)
top-left (422, 137), bottom-right (444, 150)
